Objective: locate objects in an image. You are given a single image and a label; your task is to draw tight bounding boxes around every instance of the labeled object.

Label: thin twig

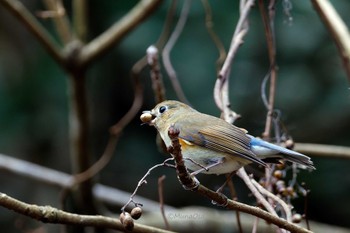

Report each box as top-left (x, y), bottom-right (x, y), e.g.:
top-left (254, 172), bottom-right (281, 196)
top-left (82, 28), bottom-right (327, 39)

top-left (147, 45), bottom-right (166, 103)
top-left (303, 185), bottom-right (311, 230)
top-left (201, 0), bottom-right (227, 71)
top-left (122, 0), bottom-right (177, 104)
top-left (258, 1), bottom-right (280, 207)
top-left (251, 179), bottom-right (292, 222)
top-left (225, 174), bottom-right (243, 233)
top-left (43, 0), bottom-right (72, 44)
top-left (252, 217), bottom-right (259, 233)
top-left (218, 0), bottom-right (255, 80)
top-left (121, 158), bottom-right (175, 212)
top-left (0, 192), bottom-right (175, 233)
top-left (108, 0), bottom-right (177, 103)
top-left (158, 175), bottom-right (170, 230)
top-left (258, 0), bottom-right (278, 140)
top-left (236, 168), bottom-right (278, 217)
top-left (71, 78), bottom-right (144, 185)
top-left (70, 135), bottom-right (119, 186)
top-left (110, 63), bottom-right (144, 136)
top-left (156, 0), bottom-right (178, 49)
top-left (162, 0), bottom-right (191, 104)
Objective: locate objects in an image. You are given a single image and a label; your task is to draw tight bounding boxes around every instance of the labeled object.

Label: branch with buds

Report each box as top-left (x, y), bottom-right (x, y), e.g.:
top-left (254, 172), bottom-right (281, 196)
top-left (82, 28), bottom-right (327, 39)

top-left (0, 192), bottom-right (174, 233)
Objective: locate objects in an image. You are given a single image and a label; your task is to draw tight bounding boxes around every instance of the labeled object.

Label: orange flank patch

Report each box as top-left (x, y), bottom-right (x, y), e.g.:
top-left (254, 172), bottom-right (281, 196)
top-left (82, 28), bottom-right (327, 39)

top-left (178, 138), bottom-right (194, 150)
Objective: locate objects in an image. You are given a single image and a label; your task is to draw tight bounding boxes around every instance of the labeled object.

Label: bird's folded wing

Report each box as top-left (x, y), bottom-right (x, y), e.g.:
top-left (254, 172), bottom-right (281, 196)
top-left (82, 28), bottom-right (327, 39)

top-left (179, 124), bottom-right (266, 167)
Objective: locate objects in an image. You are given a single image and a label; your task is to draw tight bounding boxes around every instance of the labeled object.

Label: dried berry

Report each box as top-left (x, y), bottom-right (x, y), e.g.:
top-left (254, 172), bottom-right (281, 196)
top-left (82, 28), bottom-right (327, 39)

top-left (275, 180), bottom-right (285, 189)
top-left (120, 212), bottom-right (134, 231)
top-left (286, 186), bottom-right (295, 196)
top-left (275, 180), bottom-right (288, 196)
top-left (292, 213), bottom-right (302, 223)
top-left (259, 178), bottom-right (266, 187)
top-left (273, 170), bottom-right (283, 179)
top-left (131, 207), bottom-right (142, 220)
top-left (285, 139), bottom-right (294, 149)
top-left (276, 162), bottom-right (285, 170)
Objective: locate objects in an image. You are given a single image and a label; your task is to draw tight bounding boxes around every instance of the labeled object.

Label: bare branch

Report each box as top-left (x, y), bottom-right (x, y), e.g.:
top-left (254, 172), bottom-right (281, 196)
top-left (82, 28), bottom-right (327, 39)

top-left (167, 126), bottom-right (200, 191)
top-left (73, 0), bottom-right (88, 42)
top-left (258, 0), bottom-right (278, 140)
top-left (78, 0), bottom-right (162, 67)
top-left (312, 0), bottom-right (350, 82)
top-left (237, 168), bottom-right (278, 217)
top-left (0, 192), bottom-right (175, 233)
top-left (67, 71), bottom-right (96, 214)
top-left (214, 0), bottom-right (255, 123)
top-left (0, 153), bottom-right (175, 212)
top-left (0, 0), bottom-right (64, 65)
top-left (43, 0), bottom-right (73, 44)
top-left (251, 179), bottom-right (292, 222)
top-left (295, 143), bottom-right (350, 160)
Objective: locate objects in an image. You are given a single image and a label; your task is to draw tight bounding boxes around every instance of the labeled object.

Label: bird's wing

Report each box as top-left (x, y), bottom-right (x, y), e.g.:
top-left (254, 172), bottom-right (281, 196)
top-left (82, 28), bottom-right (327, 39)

top-left (178, 121), bottom-right (266, 167)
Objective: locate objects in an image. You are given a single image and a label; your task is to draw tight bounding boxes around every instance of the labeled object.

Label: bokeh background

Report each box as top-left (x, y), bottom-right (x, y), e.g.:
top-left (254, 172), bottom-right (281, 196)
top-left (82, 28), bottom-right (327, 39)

top-left (0, 0), bottom-right (350, 232)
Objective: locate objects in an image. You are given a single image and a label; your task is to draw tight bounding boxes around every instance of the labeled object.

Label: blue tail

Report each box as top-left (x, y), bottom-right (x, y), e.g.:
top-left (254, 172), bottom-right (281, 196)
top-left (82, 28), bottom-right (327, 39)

top-left (249, 136), bottom-right (315, 170)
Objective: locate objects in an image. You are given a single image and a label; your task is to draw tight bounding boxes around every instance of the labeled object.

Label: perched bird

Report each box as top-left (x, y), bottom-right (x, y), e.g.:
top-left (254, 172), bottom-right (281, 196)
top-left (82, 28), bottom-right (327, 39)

top-left (140, 100), bottom-right (315, 175)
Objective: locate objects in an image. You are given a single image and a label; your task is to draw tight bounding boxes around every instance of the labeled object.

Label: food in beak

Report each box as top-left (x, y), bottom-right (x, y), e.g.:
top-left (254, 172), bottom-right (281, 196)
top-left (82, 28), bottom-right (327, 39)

top-left (140, 112), bottom-right (154, 123)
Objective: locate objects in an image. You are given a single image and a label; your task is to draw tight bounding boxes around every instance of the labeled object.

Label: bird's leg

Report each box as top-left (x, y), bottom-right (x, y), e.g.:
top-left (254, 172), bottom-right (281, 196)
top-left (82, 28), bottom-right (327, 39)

top-left (188, 157), bottom-right (225, 176)
top-left (211, 171), bottom-right (236, 207)
top-left (183, 157), bottom-right (208, 171)
top-left (216, 171), bottom-right (236, 194)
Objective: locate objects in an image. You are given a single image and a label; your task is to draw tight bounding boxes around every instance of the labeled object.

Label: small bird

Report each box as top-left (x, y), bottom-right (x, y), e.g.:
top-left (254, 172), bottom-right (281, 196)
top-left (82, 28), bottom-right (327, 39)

top-left (140, 100), bottom-right (315, 175)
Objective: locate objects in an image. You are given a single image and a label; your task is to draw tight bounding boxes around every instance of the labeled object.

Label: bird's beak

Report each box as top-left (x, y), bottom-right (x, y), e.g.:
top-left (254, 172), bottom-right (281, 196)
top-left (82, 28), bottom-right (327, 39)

top-left (140, 110), bottom-right (156, 125)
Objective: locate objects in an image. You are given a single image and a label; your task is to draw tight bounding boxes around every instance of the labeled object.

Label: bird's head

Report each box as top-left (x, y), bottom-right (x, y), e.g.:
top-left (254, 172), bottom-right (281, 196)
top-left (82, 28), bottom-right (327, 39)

top-left (140, 100), bottom-right (194, 129)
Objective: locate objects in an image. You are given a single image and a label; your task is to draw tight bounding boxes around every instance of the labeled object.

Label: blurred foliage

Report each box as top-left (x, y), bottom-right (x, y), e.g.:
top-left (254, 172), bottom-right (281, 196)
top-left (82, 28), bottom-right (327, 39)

top-left (0, 0), bottom-right (350, 232)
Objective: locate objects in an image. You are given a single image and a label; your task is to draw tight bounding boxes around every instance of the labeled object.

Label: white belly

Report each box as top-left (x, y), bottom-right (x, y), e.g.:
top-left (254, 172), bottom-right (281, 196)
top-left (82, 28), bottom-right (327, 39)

top-left (181, 144), bottom-right (249, 175)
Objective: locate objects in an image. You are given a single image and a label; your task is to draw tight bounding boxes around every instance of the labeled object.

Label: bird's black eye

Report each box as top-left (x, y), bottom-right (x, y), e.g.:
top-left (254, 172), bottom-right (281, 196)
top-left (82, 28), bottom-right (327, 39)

top-left (159, 106), bottom-right (167, 113)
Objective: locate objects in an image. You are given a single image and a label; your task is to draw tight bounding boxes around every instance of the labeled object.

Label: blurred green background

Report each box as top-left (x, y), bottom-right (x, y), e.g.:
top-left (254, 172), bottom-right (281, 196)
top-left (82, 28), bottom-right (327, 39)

top-left (0, 0), bottom-right (350, 232)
